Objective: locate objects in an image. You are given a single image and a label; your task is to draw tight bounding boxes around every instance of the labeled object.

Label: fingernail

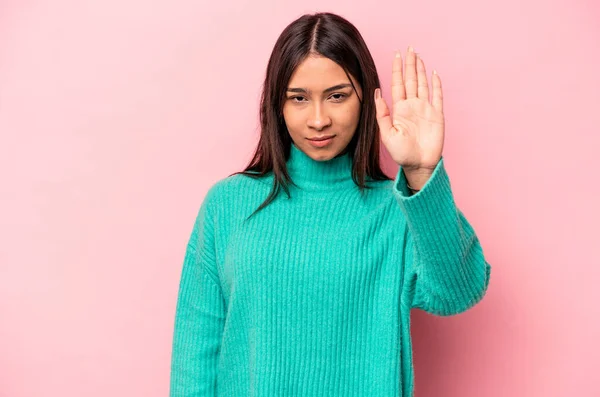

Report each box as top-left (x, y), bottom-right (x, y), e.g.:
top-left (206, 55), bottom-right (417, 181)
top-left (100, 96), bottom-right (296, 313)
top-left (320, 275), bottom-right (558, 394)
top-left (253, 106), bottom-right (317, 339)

top-left (375, 88), bottom-right (381, 99)
top-left (408, 45), bottom-right (414, 52)
top-left (395, 49), bottom-right (401, 58)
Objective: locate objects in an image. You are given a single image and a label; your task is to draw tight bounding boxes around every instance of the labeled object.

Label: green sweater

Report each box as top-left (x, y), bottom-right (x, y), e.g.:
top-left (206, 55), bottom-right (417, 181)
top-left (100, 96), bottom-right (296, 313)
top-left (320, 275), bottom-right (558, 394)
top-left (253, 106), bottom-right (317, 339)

top-left (170, 142), bottom-right (491, 396)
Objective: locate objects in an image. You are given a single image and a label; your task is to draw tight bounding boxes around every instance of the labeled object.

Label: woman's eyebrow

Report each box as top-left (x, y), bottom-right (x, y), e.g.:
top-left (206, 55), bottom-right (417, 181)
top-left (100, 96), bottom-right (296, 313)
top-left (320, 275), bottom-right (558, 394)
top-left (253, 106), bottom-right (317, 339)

top-left (286, 83), bottom-right (352, 94)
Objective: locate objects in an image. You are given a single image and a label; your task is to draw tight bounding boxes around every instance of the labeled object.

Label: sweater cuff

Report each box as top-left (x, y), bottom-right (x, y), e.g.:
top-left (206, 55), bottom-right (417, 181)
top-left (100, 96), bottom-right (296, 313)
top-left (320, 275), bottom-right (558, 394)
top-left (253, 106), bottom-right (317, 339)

top-left (392, 157), bottom-right (454, 224)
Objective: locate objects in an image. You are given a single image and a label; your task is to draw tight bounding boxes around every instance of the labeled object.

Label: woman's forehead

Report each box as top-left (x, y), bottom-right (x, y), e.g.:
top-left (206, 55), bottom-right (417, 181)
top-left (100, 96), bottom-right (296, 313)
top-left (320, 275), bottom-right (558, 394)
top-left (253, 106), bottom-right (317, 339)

top-left (290, 56), bottom-right (348, 84)
top-left (288, 56), bottom-right (353, 89)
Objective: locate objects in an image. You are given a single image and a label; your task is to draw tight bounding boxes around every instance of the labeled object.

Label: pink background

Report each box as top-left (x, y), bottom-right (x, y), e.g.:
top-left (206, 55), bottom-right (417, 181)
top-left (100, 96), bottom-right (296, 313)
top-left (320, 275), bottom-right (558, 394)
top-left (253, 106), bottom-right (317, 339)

top-left (1, 0), bottom-right (599, 396)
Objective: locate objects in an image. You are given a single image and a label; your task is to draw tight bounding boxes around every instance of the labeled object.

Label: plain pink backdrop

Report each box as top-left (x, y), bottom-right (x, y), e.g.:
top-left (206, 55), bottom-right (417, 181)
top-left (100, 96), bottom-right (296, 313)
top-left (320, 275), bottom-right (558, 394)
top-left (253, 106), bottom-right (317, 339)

top-left (1, 0), bottom-right (599, 396)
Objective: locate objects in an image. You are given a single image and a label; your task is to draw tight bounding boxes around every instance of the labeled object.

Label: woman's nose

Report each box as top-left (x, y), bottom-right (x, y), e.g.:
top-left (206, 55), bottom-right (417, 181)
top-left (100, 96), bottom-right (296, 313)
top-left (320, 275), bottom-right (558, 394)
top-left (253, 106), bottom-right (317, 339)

top-left (307, 104), bottom-right (332, 131)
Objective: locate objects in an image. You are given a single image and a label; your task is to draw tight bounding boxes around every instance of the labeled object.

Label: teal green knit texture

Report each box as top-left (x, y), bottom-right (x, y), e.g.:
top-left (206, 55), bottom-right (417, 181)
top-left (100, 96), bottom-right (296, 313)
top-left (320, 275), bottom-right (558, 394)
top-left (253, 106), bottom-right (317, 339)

top-left (169, 142), bottom-right (491, 396)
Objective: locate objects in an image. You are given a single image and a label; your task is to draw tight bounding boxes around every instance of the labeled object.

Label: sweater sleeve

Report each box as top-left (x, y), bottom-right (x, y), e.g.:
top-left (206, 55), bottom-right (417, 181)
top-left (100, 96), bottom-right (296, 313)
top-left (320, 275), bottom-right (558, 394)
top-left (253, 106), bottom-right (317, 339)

top-left (393, 157), bottom-right (491, 316)
top-left (170, 192), bottom-right (226, 396)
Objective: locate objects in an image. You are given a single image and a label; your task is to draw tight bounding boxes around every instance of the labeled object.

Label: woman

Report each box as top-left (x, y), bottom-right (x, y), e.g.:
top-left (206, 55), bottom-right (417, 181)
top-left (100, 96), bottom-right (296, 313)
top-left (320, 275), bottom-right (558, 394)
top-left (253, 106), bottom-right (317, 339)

top-left (170, 12), bottom-right (491, 397)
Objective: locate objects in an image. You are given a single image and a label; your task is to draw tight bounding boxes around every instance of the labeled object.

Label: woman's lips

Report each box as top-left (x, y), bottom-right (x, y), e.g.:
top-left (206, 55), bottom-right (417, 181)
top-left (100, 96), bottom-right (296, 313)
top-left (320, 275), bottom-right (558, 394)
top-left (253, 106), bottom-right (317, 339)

top-left (307, 135), bottom-right (335, 147)
top-left (308, 135), bottom-right (335, 141)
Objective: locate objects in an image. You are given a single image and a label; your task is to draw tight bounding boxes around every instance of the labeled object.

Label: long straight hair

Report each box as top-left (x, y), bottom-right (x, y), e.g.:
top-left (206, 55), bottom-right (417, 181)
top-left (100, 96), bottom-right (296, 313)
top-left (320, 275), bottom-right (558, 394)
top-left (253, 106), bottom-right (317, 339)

top-left (231, 12), bottom-right (391, 219)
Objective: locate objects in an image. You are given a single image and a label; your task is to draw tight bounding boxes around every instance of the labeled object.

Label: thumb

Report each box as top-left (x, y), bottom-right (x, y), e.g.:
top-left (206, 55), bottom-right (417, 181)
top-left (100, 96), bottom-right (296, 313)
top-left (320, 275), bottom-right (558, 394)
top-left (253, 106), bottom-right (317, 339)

top-left (374, 88), bottom-right (393, 142)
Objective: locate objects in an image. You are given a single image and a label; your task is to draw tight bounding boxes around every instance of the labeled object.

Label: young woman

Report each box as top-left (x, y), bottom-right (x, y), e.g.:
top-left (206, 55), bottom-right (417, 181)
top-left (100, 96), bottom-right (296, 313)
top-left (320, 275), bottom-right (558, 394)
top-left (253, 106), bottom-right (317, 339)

top-left (170, 12), bottom-right (491, 397)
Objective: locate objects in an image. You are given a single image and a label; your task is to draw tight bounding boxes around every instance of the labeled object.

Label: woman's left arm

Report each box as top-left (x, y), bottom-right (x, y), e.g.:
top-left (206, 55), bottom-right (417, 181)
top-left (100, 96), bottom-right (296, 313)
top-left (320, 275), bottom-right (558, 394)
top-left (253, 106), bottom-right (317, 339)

top-left (374, 47), bottom-right (491, 315)
top-left (394, 158), bottom-right (491, 316)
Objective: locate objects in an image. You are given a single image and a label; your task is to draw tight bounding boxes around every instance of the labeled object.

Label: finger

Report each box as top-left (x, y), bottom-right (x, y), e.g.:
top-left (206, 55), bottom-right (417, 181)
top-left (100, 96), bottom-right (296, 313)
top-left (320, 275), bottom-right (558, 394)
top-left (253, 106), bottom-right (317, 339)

top-left (416, 56), bottom-right (429, 102)
top-left (391, 50), bottom-right (406, 104)
top-left (404, 46), bottom-right (418, 99)
top-left (374, 88), bottom-right (393, 140)
top-left (431, 70), bottom-right (443, 114)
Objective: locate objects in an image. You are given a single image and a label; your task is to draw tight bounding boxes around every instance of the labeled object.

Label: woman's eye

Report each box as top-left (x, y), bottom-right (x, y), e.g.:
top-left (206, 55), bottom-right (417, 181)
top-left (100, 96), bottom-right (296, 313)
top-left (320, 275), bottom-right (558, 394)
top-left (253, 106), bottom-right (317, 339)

top-left (288, 94), bottom-right (347, 103)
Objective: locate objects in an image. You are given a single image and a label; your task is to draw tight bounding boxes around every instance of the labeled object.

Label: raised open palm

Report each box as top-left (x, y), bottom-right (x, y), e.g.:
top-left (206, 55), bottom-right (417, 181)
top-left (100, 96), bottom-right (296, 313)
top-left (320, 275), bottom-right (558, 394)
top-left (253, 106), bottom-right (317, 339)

top-left (374, 46), bottom-right (445, 173)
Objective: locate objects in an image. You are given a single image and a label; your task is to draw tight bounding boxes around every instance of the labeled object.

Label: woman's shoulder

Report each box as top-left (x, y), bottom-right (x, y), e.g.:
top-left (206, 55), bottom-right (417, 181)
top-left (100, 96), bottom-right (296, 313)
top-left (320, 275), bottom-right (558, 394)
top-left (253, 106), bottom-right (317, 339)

top-left (364, 175), bottom-right (395, 194)
top-left (202, 171), bottom-right (274, 208)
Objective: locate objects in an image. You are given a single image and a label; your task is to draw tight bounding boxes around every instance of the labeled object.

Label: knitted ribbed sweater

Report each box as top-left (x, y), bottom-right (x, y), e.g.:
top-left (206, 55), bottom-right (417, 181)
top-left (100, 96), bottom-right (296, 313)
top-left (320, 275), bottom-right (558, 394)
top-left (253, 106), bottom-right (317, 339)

top-left (169, 142), bottom-right (491, 397)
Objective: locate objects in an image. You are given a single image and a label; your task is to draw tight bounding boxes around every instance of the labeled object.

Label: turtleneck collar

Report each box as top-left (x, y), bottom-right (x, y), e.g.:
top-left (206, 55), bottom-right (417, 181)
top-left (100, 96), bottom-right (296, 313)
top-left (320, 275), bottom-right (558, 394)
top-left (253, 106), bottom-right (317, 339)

top-left (286, 142), bottom-right (355, 191)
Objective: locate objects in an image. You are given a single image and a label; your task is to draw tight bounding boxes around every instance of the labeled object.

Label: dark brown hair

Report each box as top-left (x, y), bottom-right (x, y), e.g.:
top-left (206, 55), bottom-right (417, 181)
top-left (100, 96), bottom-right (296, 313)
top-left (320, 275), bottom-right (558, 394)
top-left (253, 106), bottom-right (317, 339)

top-left (230, 12), bottom-right (391, 219)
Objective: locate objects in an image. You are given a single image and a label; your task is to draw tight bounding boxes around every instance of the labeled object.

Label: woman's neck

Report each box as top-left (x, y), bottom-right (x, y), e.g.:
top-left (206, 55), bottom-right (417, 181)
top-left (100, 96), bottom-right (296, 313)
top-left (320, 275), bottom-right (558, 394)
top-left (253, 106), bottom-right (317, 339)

top-left (286, 142), bottom-right (355, 191)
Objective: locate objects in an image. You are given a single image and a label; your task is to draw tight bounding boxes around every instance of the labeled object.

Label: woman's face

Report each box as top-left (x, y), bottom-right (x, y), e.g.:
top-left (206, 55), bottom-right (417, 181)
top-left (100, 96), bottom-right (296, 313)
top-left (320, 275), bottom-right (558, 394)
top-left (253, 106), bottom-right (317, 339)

top-left (282, 54), bottom-right (362, 161)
